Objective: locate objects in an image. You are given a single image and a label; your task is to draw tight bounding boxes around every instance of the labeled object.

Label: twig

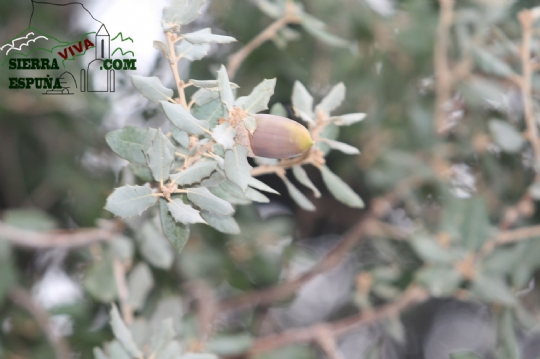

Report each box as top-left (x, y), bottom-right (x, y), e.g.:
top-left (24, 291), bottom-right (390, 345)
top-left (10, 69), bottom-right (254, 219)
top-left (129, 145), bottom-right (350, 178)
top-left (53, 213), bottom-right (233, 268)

top-left (9, 286), bottom-right (71, 359)
top-left (434, 0), bottom-right (454, 134)
top-left (113, 257), bottom-right (133, 325)
top-left (166, 32), bottom-right (188, 108)
top-left (248, 286), bottom-right (428, 355)
top-left (227, 13), bottom-right (300, 79)
top-left (219, 213), bottom-right (376, 312)
top-left (518, 10), bottom-right (540, 166)
top-left (0, 222), bottom-right (117, 249)
top-left (479, 224), bottom-right (540, 257)
top-left (314, 326), bottom-right (346, 359)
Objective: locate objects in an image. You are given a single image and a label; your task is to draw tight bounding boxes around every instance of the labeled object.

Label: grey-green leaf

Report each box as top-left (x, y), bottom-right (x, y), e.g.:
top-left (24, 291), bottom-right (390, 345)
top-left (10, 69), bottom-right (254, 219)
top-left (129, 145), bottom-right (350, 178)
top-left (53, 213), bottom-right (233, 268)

top-left (93, 347), bottom-right (109, 359)
top-left (292, 165), bottom-right (321, 198)
top-left (212, 123), bottom-right (236, 150)
top-left (105, 185), bottom-right (157, 218)
top-left (449, 352), bottom-right (484, 359)
top-left (176, 29), bottom-right (210, 61)
top-left (315, 82), bottom-right (346, 115)
top-left (320, 138), bottom-right (360, 155)
top-left (330, 113), bottom-right (366, 126)
top-left (159, 198), bottom-right (190, 253)
top-left (472, 46), bottom-right (516, 78)
top-left (281, 175), bottom-right (315, 211)
top-left (416, 266), bottom-right (462, 296)
top-left (167, 198), bottom-right (206, 224)
top-left (127, 262), bottom-right (154, 311)
top-left (224, 145), bottom-right (252, 191)
top-left (489, 119), bottom-right (525, 153)
top-left (162, 0), bottom-right (206, 25)
top-left (205, 334), bottom-right (253, 356)
top-left (244, 187), bottom-right (269, 203)
top-left (136, 222), bottom-right (175, 270)
top-left (170, 160), bottom-right (217, 185)
top-left (84, 254), bottom-right (117, 303)
top-left (171, 127), bottom-right (190, 148)
top-left (235, 78), bottom-right (276, 114)
top-left (292, 81), bottom-right (314, 118)
top-left (131, 75), bottom-right (173, 103)
top-left (149, 318), bottom-right (176, 356)
top-left (248, 177), bottom-right (279, 194)
top-left (192, 98), bottom-right (226, 127)
top-left (270, 102), bottom-right (287, 117)
top-left (201, 211), bottom-right (240, 234)
top-left (106, 126), bottom-right (150, 165)
top-left (110, 304), bottom-right (142, 358)
top-left (244, 116), bottom-right (257, 135)
top-left (144, 129), bottom-right (175, 183)
top-left (217, 65), bottom-right (234, 111)
top-left (183, 29), bottom-right (237, 44)
top-left (190, 79), bottom-right (239, 91)
top-left (161, 101), bottom-right (210, 135)
top-left (320, 165), bottom-right (364, 208)
top-left (186, 187), bottom-right (234, 215)
top-left (471, 274), bottom-right (516, 306)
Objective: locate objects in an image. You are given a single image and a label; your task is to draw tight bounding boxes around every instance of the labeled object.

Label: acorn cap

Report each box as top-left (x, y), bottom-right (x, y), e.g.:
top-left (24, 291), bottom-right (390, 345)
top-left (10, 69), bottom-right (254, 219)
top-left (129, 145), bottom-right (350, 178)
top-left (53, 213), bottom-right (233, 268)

top-left (249, 114), bottom-right (314, 159)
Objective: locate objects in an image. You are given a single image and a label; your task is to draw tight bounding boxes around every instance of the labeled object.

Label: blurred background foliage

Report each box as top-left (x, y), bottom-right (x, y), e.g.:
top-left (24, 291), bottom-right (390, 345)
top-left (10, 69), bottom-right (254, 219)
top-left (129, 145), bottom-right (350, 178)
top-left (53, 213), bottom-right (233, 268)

top-left (4, 0), bottom-right (540, 359)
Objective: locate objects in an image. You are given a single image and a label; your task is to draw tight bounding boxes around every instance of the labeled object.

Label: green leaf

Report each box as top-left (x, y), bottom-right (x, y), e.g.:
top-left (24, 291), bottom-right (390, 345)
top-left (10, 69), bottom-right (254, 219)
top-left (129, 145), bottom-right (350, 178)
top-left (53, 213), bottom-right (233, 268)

top-left (176, 29), bottom-right (210, 61)
top-left (167, 198), bottom-right (206, 225)
top-left (315, 82), bottom-right (345, 115)
top-left (182, 354), bottom-right (218, 359)
top-left (329, 113), bottom-right (366, 126)
top-left (460, 197), bottom-right (490, 251)
top-left (162, 0), bottom-right (206, 26)
top-left (171, 127), bottom-right (190, 148)
top-left (301, 13), bottom-right (353, 50)
top-left (127, 262), bottom-right (154, 311)
top-left (319, 138), bottom-right (359, 155)
top-left (192, 98), bottom-right (226, 128)
top-left (201, 211), bottom-right (240, 234)
top-left (217, 65), bottom-right (234, 111)
top-left (155, 341), bottom-right (183, 359)
top-left (108, 340), bottom-right (130, 359)
top-left (411, 234), bottom-right (456, 264)
top-left (244, 187), bottom-right (269, 203)
top-left (201, 171), bottom-right (226, 187)
top-left (84, 253), bottom-right (117, 303)
top-left (489, 119), bottom-right (525, 153)
top-left (192, 88), bottom-right (219, 106)
top-left (93, 347), bottom-right (109, 359)
top-left (472, 47), bottom-right (516, 78)
top-left (106, 126), bottom-right (153, 165)
top-left (110, 304), bottom-right (143, 358)
top-left (170, 160), bottom-right (217, 185)
top-left (161, 101), bottom-right (210, 135)
top-left (190, 79), bottom-right (239, 91)
top-left (281, 175), bottom-right (315, 211)
top-left (212, 123), bottom-right (236, 150)
top-left (449, 351), bottom-right (484, 359)
top-left (292, 81), bottom-right (314, 118)
top-left (186, 187), bottom-right (234, 215)
top-left (136, 222), bottom-right (175, 270)
top-left (471, 274), bottom-right (516, 306)
top-left (270, 102), bottom-right (287, 117)
top-left (159, 199), bottom-right (190, 253)
top-left (105, 185), bottom-right (157, 218)
top-left (244, 116), bottom-right (257, 135)
top-left (144, 129), bottom-right (175, 183)
top-left (205, 333), bottom-right (253, 356)
top-left (416, 266), bottom-right (462, 296)
top-left (319, 165), bottom-right (364, 208)
top-left (131, 75), bottom-right (173, 103)
top-left (210, 185), bottom-right (251, 205)
top-left (129, 163), bottom-right (154, 182)
top-left (292, 165), bottom-right (320, 198)
top-left (248, 177), bottom-right (279, 194)
top-left (224, 145), bottom-right (252, 191)
top-left (235, 78), bottom-right (276, 114)
top-left (149, 318), bottom-right (176, 355)
top-left (183, 29), bottom-right (237, 44)
top-left (2, 208), bottom-right (56, 231)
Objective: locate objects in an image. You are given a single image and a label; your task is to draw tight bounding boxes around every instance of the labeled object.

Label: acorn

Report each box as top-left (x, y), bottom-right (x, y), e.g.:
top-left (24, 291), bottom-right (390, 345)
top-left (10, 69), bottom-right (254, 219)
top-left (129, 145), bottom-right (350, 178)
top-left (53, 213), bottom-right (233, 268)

top-left (249, 114), bottom-right (314, 159)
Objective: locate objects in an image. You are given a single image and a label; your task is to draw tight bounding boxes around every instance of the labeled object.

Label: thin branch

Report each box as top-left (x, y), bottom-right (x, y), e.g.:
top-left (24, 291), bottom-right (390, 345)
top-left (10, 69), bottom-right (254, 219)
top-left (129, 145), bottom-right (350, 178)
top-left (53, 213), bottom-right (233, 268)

top-left (479, 224), bottom-right (540, 257)
top-left (314, 326), bottom-right (346, 359)
top-left (166, 32), bottom-right (188, 108)
top-left (9, 286), bottom-right (71, 359)
top-left (434, 0), bottom-right (454, 134)
top-left (518, 10), bottom-right (540, 165)
top-left (113, 258), bottom-right (133, 325)
top-left (228, 16), bottom-right (296, 79)
top-left (0, 222), bottom-right (117, 249)
top-left (219, 214), bottom-right (376, 312)
top-left (248, 286), bottom-right (429, 355)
